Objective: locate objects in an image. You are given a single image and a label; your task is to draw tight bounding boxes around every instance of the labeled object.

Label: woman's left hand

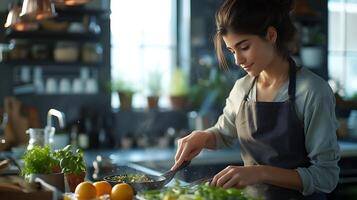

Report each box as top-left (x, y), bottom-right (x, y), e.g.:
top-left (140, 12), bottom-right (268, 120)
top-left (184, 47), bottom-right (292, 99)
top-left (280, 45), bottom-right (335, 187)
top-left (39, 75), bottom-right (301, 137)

top-left (211, 165), bottom-right (264, 189)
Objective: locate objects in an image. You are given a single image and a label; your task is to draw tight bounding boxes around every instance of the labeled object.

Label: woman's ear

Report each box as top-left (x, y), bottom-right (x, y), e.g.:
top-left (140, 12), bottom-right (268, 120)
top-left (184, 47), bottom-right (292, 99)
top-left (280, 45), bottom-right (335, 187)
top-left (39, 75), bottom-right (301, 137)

top-left (265, 26), bottom-right (277, 44)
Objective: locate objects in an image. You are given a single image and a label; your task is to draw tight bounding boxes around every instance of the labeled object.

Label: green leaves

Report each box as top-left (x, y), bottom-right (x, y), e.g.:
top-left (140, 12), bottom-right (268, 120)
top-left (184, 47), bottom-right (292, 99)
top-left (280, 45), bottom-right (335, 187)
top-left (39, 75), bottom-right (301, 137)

top-left (21, 146), bottom-right (57, 176)
top-left (20, 144), bottom-right (86, 184)
top-left (138, 181), bottom-right (258, 200)
top-left (21, 145), bottom-right (86, 177)
top-left (53, 145), bottom-right (86, 175)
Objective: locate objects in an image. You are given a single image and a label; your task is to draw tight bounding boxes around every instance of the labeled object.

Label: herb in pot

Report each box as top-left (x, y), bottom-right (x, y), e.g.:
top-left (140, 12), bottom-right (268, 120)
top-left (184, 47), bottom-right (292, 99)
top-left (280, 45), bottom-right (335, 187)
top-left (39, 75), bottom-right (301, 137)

top-left (21, 146), bottom-right (57, 176)
top-left (53, 145), bottom-right (86, 175)
top-left (53, 145), bottom-right (86, 192)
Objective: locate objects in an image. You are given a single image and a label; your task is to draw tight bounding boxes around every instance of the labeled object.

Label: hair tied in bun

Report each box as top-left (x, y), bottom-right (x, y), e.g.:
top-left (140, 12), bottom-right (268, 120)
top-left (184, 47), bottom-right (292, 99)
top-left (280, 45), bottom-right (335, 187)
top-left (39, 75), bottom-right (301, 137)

top-left (270, 0), bottom-right (295, 14)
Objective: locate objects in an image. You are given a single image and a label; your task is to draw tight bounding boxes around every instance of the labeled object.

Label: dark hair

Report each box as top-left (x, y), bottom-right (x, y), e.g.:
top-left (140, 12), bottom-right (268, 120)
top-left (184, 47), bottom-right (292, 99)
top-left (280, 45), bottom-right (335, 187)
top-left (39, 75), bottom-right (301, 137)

top-left (214, 0), bottom-right (297, 69)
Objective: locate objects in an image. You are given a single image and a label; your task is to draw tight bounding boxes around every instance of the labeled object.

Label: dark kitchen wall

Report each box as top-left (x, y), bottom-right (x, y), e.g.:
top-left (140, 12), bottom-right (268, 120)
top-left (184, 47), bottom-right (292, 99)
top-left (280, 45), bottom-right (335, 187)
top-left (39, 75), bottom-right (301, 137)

top-left (0, 0), bottom-right (111, 128)
top-left (0, 12), bottom-right (12, 105)
top-left (187, 0), bottom-right (329, 79)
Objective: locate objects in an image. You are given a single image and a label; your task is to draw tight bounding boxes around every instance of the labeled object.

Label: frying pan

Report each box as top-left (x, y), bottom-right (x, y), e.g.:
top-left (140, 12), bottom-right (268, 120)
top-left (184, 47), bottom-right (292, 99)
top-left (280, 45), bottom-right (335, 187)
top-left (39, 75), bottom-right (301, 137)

top-left (104, 160), bottom-right (190, 192)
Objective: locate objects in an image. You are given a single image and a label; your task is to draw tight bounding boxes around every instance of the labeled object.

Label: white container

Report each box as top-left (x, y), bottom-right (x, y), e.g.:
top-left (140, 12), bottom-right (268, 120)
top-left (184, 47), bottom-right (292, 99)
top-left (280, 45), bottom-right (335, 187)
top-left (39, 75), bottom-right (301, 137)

top-left (80, 67), bottom-right (90, 80)
top-left (85, 78), bottom-right (98, 94)
top-left (45, 78), bottom-right (57, 94)
top-left (34, 79), bottom-right (45, 94)
top-left (300, 47), bottom-right (323, 69)
top-left (59, 78), bottom-right (71, 94)
top-left (72, 78), bottom-right (84, 94)
top-left (20, 66), bottom-right (31, 83)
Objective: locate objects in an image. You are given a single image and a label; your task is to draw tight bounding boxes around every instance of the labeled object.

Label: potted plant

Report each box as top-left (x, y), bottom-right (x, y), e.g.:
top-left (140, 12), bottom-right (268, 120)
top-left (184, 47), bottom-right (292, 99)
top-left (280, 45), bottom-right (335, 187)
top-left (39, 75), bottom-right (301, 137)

top-left (189, 68), bottom-right (231, 112)
top-left (300, 26), bottom-right (325, 69)
top-left (53, 145), bottom-right (86, 192)
top-left (146, 70), bottom-right (162, 110)
top-left (169, 67), bottom-right (190, 111)
top-left (111, 79), bottom-right (136, 110)
top-left (21, 146), bottom-right (65, 191)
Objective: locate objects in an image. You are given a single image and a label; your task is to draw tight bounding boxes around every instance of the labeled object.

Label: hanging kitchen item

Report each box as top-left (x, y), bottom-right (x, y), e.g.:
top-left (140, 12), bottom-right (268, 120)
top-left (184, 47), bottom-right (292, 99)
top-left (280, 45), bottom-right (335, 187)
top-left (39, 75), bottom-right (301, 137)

top-left (54, 0), bottom-right (93, 7)
top-left (20, 0), bottom-right (57, 21)
top-left (4, 1), bottom-right (39, 31)
top-left (4, 2), bottom-right (38, 31)
top-left (4, 3), bottom-right (21, 28)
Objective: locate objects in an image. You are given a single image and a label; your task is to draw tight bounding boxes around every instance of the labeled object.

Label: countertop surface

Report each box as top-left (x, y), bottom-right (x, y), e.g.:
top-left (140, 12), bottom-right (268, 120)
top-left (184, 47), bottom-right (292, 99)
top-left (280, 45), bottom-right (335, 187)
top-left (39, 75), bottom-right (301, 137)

top-left (84, 141), bottom-right (357, 171)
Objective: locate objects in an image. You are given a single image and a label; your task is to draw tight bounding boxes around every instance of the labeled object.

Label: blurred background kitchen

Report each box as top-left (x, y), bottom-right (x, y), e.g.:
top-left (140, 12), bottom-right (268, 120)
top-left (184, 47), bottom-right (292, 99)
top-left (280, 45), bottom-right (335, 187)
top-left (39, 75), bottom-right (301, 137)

top-left (0, 0), bottom-right (357, 198)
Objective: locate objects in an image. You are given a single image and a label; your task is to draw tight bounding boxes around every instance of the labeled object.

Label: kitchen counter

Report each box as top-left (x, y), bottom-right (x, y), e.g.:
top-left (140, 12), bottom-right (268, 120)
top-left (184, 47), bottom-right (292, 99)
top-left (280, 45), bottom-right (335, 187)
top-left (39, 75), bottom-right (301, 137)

top-left (84, 141), bottom-right (357, 167)
top-left (83, 141), bottom-right (357, 185)
top-left (1, 141), bottom-right (356, 199)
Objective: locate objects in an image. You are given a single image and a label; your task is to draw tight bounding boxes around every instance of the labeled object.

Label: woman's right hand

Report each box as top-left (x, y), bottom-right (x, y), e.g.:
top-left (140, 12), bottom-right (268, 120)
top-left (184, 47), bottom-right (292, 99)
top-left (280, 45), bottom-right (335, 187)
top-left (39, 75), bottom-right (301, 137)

top-left (171, 131), bottom-right (214, 170)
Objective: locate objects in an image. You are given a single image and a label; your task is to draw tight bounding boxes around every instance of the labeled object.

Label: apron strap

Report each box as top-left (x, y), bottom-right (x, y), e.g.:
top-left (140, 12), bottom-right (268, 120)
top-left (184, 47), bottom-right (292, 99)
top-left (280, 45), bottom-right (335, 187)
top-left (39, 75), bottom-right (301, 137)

top-left (244, 76), bottom-right (257, 100)
top-left (244, 57), bottom-right (297, 102)
top-left (288, 57), bottom-right (297, 102)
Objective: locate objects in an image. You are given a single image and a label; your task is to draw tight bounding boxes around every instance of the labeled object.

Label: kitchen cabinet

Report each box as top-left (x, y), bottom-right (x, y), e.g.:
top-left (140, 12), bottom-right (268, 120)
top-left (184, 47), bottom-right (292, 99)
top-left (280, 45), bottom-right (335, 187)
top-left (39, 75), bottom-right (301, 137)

top-left (0, 6), bottom-right (111, 125)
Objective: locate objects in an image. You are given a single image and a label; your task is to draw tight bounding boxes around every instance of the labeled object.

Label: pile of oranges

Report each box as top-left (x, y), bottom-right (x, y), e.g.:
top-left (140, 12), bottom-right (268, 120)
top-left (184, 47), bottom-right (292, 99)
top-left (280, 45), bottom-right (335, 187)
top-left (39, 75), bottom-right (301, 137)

top-left (66, 181), bottom-right (134, 200)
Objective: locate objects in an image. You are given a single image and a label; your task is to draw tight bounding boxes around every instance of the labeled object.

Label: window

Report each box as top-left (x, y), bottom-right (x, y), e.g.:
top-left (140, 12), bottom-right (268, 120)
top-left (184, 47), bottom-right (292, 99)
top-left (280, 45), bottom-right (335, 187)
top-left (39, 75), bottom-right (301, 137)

top-left (328, 0), bottom-right (357, 97)
top-left (110, 0), bottom-right (177, 109)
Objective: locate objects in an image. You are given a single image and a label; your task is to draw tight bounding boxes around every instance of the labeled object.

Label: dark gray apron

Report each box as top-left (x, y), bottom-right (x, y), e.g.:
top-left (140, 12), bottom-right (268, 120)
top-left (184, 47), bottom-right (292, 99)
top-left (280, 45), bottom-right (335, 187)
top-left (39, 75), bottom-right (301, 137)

top-left (235, 58), bottom-right (326, 200)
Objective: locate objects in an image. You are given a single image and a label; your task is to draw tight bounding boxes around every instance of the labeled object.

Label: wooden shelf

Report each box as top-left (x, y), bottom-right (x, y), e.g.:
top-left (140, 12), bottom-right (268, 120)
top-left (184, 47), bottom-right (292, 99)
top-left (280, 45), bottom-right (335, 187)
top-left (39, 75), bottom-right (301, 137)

top-left (2, 60), bottom-right (102, 67)
top-left (16, 93), bottom-right (101, 97)
top-left (5, 29), bottom-right (101, 42)
top-left (55, 7), bottom-right (110, 16)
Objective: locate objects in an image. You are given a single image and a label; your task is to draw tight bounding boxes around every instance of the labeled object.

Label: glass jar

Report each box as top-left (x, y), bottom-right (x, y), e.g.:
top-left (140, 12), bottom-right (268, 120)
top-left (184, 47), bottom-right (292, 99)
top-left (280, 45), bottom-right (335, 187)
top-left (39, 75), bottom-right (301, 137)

top-left (82, 43), bottom-right (103, 63)
top-left (0, 43), bottom-right (10, 62)
top-left (54, 41), bottom-right (79, 62)
top-left (26, 127), bottom-right (55, 150)
top-left (26, 128), bottom-right (45, 150)
top-left (8, 39), bottom-right (29, 60)
top-left (31, 43), bottom-right (50, 60)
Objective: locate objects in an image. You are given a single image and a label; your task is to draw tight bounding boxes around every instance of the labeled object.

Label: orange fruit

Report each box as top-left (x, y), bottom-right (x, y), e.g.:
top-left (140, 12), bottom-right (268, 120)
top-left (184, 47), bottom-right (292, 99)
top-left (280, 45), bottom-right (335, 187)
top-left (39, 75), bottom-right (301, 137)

top-left (74, 181), bottom-right (96, 200)
top-left (111, 183), bottom-right (134, 200)
top-left (93, 181), bottom-right (112, 197)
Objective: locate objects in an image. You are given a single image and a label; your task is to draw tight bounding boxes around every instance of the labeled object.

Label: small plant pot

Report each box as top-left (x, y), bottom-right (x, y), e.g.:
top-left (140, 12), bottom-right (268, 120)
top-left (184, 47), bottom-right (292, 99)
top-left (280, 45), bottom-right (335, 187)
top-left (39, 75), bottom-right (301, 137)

top-left (147, 96), bottom-right (159, 110)
top-left (52, 164), bottom-right (62, 173)
top-left (170, 96), bottom-right (188, 111)
top-left (66, 171), bottom-right (86, 192)
top-left (118, 92), bottom-right (133, 110)
top-left (29, 173), bottom-right (65, 192)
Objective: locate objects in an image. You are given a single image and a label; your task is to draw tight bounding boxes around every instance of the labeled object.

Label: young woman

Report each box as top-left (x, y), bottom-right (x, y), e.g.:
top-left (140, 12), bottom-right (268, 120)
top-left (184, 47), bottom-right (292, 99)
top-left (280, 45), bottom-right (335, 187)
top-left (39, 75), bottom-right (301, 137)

top-left (171, 0), bottom-right (340, 199)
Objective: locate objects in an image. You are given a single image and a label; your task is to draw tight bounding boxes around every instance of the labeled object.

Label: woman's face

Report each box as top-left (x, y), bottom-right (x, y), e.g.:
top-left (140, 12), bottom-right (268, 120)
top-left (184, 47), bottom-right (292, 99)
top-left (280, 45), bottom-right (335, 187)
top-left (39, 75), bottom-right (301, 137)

top-left (222, 31), bottom-right (276, 77)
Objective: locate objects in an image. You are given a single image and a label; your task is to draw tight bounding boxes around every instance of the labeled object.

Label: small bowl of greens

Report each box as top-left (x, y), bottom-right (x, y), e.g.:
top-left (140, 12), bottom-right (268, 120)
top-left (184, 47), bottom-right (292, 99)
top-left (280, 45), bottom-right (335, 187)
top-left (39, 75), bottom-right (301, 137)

top-left (104, 173), bottom-right (166, 193)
